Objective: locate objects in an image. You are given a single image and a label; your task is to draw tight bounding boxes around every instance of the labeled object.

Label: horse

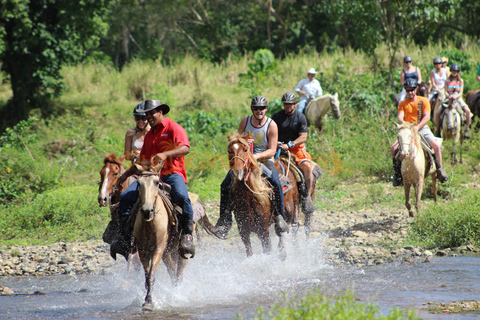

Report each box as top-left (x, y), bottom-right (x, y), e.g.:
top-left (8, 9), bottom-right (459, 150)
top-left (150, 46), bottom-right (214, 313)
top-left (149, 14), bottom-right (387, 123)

top-left (132, 160), bottom-right (189, 311)
top-left (466, 89), bottom-right (480, 127)
top-left (227, 133), bottom-right (286, 258)
top-left (305, 93), bottom-right (341, 130)
top-left (396, 122), bottom-right (437, 217)
top-left (441, 101), bottom-right (462, 164)
top-left (98, 153), bottom-right (128, 208)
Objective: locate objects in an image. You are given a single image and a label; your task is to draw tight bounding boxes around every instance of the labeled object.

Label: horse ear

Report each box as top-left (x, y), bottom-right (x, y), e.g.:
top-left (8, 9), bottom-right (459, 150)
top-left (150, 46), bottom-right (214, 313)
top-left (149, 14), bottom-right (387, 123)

top-left (394, 122), bottom-right (400, 129)
top-left (151, 155), bottom-right (165, 173)
top-left (334, 92), bottom-right (338, 98)
top-left (134, 163), bottom-right (144, 174)
top-left (119, 154), bottom-right (126, 162)
top-left (228, 133), bottom-right (232, 140)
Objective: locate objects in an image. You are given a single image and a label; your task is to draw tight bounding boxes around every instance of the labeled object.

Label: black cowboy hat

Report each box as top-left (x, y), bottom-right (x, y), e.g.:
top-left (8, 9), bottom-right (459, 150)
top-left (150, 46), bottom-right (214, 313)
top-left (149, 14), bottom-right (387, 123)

top-left (143, 99), bottom-right (170, 115)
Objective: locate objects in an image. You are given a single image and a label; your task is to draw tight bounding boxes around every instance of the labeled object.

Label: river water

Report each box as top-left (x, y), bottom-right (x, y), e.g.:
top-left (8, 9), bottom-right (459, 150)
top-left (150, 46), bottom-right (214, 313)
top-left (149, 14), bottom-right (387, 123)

top-left (1, 233), bottom-right (479, 319)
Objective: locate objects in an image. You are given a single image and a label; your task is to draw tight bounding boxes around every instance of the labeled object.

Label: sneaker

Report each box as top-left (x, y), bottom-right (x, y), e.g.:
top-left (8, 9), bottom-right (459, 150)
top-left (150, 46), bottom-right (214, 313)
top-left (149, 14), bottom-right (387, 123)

top-left (464, 127), bottom-right (471, 139)
top-left (437, 167), bottom-right (448, 183)
top-left (274, 215), bottom-right (289, 236)
top-left (179, 234), bottom-right (195, 259)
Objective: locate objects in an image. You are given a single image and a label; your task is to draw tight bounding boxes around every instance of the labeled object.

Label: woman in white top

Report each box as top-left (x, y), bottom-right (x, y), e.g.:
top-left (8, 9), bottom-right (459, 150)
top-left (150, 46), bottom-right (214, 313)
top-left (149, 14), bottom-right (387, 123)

top-left (124, 102), bottom-right (150, 163)
top-left (429, 56), bottom-right (449, 102)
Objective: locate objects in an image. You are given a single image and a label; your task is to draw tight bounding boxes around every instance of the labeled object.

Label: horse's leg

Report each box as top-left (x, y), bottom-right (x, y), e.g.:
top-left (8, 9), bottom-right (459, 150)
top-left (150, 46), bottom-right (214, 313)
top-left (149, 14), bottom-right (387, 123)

top-left (161, 254), bottom-right (176, 285)
top-left (240, 230), bottom-right (253, 257)
top-left (143, 250), bottom-right (164, 311)
top-left (404, 183), bottom-right (413, 216)
top-left (278, 234), bottom-right (286, 261)
top-left (414, 179), bottom-right (424, 215)
top-left (175, 251), bottom-right (188, 284)
top-left (431, 172), bottom-right (437, 203)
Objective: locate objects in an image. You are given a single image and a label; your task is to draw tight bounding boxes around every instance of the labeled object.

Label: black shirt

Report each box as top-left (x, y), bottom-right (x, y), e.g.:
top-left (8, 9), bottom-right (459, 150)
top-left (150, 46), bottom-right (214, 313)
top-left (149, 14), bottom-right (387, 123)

top-left (272, 110), bottom-right (308, 143)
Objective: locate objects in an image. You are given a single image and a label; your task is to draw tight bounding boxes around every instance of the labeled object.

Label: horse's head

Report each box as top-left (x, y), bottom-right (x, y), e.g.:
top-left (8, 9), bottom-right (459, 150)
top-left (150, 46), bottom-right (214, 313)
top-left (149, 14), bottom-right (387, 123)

top-left (330, 92), bottom-right (341, 119)
top-left (444, 104), bottom-right (459, 132)
top-left (98, 153), bottom-right (125, 207)
top-left (227, 133), bottom-right (254, 181)
top-left (396, 122), bottom-right (417, 160)
top-left (135, 160), bottom-right (165, 221)
top-left (417, 82), bottom-right (429, 98)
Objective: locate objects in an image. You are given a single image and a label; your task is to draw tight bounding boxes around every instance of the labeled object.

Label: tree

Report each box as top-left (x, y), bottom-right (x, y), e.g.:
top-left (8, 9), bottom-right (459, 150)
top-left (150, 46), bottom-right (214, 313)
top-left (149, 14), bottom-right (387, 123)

top-left (0, 0), bottom-right (113, 126)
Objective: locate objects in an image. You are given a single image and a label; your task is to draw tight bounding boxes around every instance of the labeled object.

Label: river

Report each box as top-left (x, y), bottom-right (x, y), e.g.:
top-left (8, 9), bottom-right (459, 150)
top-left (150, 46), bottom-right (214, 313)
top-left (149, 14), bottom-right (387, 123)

top-left (1, 234), bottom-right (479, 319)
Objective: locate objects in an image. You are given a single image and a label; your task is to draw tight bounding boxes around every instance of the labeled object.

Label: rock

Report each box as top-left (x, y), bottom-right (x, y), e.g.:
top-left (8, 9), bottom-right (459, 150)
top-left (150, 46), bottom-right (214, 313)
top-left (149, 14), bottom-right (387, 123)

top-left (436, 250), bottom-right (447, 256)
top-left (352, 231), bottom-right (368, 237)
top-left (0, 285), bottom-right (14, 295)
top-left (424, 250), bottom-right (433, 257)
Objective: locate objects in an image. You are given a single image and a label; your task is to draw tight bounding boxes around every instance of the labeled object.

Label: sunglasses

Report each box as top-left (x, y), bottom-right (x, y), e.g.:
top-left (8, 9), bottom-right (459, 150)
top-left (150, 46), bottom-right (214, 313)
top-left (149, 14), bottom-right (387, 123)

top-left (135, 116), bottom-right (147, 121)
top-left (442, 61), bottom-right (447, 64)
top-left (252, 106), bottom-right (267, 111)
top-left (434, 62), bottom-right (441, 65)
top-left (405, 61), bottom-right (412, 63)
top-left (405, 88), bottom-right (416, 93)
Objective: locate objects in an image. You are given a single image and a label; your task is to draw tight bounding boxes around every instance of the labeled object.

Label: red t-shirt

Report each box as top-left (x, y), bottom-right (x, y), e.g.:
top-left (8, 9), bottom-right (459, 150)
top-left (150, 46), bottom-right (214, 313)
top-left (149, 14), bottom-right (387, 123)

top-left (140, 117), bottom-right (190, 183)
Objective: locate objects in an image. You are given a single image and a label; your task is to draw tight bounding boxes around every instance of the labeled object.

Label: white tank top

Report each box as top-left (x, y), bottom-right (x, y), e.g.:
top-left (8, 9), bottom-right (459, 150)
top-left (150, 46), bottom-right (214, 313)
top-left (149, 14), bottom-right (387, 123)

top-left (432, 68), bottom-right (447, 90)
top-left (244, 116), bottom-right (272, 155)
top-left (132, 134), bottom-right (143, 152)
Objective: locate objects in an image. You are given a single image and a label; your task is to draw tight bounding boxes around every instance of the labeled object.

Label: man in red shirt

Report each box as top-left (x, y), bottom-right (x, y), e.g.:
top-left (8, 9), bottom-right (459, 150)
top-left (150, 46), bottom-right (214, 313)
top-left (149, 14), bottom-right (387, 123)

top-left (390, 79), bottom-right (448, 186)
top-left (111, 100), bottom-right (195, 260)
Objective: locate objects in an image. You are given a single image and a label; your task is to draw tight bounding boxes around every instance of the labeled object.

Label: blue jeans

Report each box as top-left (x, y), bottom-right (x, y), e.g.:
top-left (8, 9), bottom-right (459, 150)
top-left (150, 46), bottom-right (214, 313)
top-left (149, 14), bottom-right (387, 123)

top-left (297, 99), bottom-right (307, 114)
top-left (118, 173), bottom-right (194, 224)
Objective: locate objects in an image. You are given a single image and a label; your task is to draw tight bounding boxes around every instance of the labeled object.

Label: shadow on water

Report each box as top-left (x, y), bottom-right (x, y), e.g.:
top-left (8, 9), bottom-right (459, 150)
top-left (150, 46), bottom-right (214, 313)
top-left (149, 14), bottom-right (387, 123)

top-left (1, 229), bottom-right (480, 319)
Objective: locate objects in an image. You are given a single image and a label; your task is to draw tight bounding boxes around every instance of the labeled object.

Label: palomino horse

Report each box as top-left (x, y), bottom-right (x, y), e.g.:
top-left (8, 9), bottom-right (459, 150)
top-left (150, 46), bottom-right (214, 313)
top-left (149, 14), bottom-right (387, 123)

top-left (227, 133), bottom-right (286, 258)
top-left (305, 93), bottom-right (341, 130)
top-left (396, 122), bottom-right (437, 217)
top-left (133, 160), bottom-right (189, 311)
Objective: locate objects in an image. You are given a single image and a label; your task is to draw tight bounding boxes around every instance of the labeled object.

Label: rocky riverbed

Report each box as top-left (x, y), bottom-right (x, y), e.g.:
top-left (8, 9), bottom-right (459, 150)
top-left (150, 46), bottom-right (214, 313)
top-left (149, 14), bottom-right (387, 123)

top-left (0, 201), bottom-right (478, 281)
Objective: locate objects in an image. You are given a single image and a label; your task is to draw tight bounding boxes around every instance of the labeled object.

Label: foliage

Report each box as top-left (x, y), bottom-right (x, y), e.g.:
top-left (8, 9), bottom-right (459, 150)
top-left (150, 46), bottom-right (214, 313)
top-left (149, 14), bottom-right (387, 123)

top-left (239, 49), bottom-right (278, 97)
top-left (240, 291), bottom-right (420, 320)
top-left (0, 186), bottom-right (107, 246)
top-left (0, 0), bottom-right (113, 127)
top-left (408, 188), bottom-right (480, 248)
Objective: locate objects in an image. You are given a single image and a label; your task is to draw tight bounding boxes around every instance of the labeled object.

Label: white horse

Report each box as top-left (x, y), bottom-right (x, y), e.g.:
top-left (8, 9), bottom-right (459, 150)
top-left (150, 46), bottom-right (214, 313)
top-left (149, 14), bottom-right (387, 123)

top-left (396, 122), bottom-right (437, 217)
top-left (440, 100), bottom-right (462, 164)
top-left (305, 93), bottom-right (341, 130)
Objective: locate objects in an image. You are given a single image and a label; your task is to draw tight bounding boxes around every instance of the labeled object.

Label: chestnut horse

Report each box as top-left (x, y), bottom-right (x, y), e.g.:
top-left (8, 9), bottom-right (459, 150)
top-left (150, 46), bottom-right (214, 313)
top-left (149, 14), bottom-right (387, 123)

top-left (396, 122), bottom-right (437, 217)
top-left (467, 89), bottom-right (480, 127)
top-left (227, 133), bottom-right (286, 258)
top-left (275, 153), bottom-right (300, 237)
top-left (133, 161), bottom-right (189, 311)
top-left (98, 153), bottom-right (128, 208)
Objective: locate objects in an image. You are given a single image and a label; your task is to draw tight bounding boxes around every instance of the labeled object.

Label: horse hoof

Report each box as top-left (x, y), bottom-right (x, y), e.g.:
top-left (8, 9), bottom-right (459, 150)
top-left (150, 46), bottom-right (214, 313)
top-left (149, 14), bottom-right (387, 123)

top-left (142, 302), bottom-right (153, 312)
top-left (409, 211), bottom-right (415, 217)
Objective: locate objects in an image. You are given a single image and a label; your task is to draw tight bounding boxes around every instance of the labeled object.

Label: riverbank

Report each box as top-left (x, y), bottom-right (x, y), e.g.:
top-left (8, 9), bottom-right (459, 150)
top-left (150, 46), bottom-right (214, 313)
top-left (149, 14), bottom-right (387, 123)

top-left (1, 199), bottom-right (478, 281)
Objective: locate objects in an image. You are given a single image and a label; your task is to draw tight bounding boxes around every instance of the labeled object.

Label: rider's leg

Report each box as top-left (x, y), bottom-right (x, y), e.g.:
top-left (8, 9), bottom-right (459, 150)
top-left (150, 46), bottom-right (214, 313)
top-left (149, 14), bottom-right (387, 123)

top-left (267, 166), bottom-right (289, 234)
top-left (161, 173), bottom-right (195, 257)
top-left (212, 171), bottom-right (233, 238)
top-left (297, 99), bottom-right (307, 114)
top-left (433, 104), bottom-right (443, 137)
top-left (462, 103), bottom-right (472, 139)
top-left (110, 180), bottom-right (138, 260)
top-left (298, 160), bottom-right (313, 197)
top-left (425, 130), bottom-right (448, 183)
top-left (391, 140), bottom-right (402, 187)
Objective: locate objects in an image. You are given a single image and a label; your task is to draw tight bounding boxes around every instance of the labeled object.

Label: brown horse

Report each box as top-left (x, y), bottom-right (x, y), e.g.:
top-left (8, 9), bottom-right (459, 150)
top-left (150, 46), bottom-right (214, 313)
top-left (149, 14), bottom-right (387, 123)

top-left (133, 160), bottom-right (189, 311)
top-left (98, 153), bottom-right (129, 208)
top-left (275, 154), bottom-right (300, 237)
top-left (227, 133), bottom-right (286, 258)
top-left (467, 89), bottom-right (480, 127)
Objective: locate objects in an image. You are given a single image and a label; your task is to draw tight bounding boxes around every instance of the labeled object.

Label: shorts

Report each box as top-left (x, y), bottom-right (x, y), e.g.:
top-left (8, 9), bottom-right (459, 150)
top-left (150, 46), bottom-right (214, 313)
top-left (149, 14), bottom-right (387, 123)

top-left (289, 144), bottom-right (312, 165)
top-left (418, 126), bottom-right (436, 144)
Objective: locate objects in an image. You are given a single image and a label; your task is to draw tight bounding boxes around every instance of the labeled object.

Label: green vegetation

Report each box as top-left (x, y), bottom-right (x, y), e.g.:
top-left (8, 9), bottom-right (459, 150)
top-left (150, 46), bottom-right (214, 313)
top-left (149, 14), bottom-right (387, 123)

top-left (0, 42), bottom-right (479, 250)
top-left (240, 291), bottom-right (420, 319)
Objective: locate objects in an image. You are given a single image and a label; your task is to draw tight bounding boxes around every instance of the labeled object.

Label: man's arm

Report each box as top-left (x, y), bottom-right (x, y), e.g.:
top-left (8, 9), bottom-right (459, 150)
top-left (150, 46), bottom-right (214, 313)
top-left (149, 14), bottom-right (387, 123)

top-left (416, 110), bottom-right (430, 130)
top-left (397, 111), bottom-right (405, 124)
top-left (237, 116), bottom-right (248, 135)
top-left (295, 79), bottom-right (306, 96)
top-left (153, 145), bottom-right (190, 162)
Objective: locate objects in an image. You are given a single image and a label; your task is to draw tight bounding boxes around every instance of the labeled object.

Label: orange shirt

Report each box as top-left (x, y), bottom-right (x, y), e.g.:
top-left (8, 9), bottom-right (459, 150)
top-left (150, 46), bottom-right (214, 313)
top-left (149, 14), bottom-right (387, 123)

top-left (398, 96), bottom-right (431, 125)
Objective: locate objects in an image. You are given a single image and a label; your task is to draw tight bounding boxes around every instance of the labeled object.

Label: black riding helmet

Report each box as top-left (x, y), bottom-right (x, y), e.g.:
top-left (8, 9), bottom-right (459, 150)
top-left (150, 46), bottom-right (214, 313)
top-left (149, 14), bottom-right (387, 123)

top-left (281, 92), bottom-right (298, 104)
top-left (133, 102), bottom-right (146, 116)
top-left (403, 55), bottom-right (412, 63)
top-left (404, 78), bottom-right (418, 88)
top-left (433, 57), bottom-right (442, 64)
top-left (251, 95), bottom-right (268, 107)
top-left (450, 63), bottom-right (460, 72)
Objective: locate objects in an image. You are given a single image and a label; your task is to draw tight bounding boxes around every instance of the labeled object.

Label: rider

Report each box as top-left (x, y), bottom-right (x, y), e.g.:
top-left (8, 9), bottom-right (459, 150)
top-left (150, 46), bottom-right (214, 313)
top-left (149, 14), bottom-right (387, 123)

top-left (212, 95), bottom-right (289, 238)
top-left (441, 57), bottom-right (450, 73)
top-left (435, 63), bottom-right (471, 139)
top-left (391, 78), bottom-right (448, 186)
top-left (428, 56), bottom-right (449, 104)
top-left (399, 55), bottom-right (422, 103)
top-left (124, 102), bottom-right (150, 163)
top-left (294, 68), bottom-right (323, 114)
top-left (272, 92), bottom-right (315, 214)
top-left (111, 99), bottom-right (195, 260)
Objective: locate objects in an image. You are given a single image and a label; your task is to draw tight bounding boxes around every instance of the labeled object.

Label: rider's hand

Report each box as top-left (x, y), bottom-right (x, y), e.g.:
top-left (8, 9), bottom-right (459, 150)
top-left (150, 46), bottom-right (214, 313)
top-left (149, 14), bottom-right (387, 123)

top-left (153, 153), bottom-right (167, 164)
top-left (280, 144), bottom-right (289, 151)
top-left (247, 137), bottom-right (255, 146)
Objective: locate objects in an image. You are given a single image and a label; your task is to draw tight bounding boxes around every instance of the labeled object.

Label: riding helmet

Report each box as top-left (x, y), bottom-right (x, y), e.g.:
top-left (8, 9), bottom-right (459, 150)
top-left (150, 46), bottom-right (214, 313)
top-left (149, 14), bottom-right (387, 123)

top-left (450, 63), bottom-right (460, 72)
top-left (251, 95), bottom-right (268, 107)
top-left (433, 57), bottom-right (442, 65)
top-left (281, 92), bottom-right (298, 104)
top-left (403, 55), bottom-right (412, 63)
top-left (133, 102), bottom-right (146, 116)
top-left (403, 78), bottom-right (418, 88)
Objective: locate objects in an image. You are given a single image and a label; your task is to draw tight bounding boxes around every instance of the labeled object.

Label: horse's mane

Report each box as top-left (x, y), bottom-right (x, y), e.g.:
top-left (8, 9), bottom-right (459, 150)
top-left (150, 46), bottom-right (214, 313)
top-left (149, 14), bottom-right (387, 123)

top-left (104, 153), bottom-right (124, 166)
top-left (228, 133), bottom-right (270, 206)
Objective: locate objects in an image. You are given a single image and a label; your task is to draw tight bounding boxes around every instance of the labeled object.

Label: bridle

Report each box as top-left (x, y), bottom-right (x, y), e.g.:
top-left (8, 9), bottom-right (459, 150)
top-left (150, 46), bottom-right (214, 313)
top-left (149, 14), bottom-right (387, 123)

top-left (398, 126), bottom-right (416, 160)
